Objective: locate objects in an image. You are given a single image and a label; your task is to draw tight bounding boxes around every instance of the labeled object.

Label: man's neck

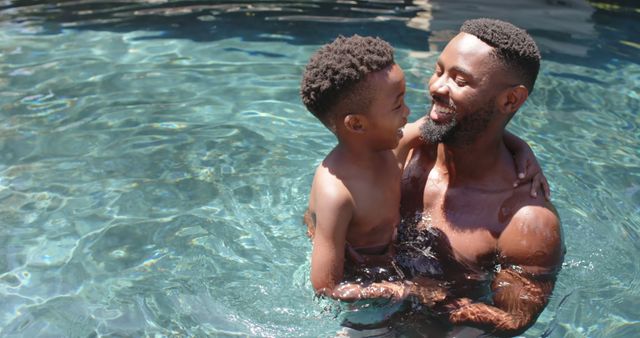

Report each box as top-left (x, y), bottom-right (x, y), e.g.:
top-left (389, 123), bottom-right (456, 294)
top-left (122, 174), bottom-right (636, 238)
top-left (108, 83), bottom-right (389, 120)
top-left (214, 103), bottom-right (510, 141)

top-left (434, 135), bottom-right (513, 189)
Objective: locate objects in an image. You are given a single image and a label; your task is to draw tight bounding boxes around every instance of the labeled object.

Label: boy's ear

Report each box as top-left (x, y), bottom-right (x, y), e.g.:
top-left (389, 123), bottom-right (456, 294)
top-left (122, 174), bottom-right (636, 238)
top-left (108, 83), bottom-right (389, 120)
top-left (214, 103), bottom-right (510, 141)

top-left (343, 114), bottom-right (366, 133)
top-left (499, 85), bottom-right (529, 115)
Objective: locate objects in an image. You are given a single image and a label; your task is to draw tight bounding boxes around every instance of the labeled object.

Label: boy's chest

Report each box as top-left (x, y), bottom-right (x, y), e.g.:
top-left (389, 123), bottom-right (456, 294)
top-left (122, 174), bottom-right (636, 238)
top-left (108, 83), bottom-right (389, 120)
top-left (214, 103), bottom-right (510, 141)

top-left (347, 166), bottom-right (402, 245)
top-left (352, 170), bottom-right (401, 220)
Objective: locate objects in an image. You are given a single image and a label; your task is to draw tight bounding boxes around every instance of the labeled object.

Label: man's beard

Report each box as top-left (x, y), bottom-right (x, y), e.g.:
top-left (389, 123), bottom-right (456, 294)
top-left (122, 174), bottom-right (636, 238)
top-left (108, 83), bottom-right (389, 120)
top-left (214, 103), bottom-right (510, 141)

top-left (420, 99), bottom-right (496, 146)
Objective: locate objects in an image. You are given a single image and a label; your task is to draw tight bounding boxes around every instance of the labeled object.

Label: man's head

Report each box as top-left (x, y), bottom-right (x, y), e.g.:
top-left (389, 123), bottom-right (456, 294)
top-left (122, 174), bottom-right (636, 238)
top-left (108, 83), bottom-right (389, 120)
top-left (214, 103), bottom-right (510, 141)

top-left (300, 35), bottom-right (395, 131)
top-left (421, 18), bottom-right (541, 146)
top-left (460, 18), bottom-right (541, 93)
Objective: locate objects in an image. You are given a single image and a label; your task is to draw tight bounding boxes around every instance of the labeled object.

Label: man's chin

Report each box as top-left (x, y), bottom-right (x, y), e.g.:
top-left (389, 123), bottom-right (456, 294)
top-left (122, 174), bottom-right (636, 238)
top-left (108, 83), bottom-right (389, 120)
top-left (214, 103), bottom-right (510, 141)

top-left (419, 118), bottom-right (456, 144)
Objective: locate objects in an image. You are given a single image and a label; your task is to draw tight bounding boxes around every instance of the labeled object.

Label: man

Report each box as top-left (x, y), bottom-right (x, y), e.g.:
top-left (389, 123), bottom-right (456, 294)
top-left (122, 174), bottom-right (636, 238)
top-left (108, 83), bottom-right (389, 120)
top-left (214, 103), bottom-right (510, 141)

top-left (397, 18), bottom-right (565, 336)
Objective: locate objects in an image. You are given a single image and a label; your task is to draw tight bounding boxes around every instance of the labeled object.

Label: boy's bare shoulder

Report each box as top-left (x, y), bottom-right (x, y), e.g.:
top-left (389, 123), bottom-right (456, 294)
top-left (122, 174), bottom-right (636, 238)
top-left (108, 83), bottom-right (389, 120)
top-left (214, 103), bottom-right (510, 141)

top-left (306, 160), bottom-right (356, 237)
top-left (308, 158), bottom-right (354, 212)
top-left (311, 162), bottom-right (348, 196)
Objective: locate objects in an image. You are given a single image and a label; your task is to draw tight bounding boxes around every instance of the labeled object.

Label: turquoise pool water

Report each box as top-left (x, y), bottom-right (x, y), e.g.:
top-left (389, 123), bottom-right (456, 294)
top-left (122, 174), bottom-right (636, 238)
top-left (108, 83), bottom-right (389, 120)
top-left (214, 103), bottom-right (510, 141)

top-left (0, 1), bottom-right (638, 337)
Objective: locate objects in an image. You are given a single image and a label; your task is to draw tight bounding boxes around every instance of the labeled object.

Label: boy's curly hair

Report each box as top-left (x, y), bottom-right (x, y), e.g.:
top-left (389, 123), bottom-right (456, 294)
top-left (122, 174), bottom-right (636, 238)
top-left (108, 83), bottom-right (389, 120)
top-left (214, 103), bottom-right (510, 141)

top-left (461, 18), bottom-right (541, 93)
top-left (300, 35), bottom-right (394, 129)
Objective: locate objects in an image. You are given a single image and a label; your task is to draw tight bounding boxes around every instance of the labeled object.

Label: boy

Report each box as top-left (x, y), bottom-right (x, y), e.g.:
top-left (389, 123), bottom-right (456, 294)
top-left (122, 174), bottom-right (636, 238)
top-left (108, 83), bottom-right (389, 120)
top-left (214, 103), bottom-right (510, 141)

top-left (300, 35), bottom-right (547, 302)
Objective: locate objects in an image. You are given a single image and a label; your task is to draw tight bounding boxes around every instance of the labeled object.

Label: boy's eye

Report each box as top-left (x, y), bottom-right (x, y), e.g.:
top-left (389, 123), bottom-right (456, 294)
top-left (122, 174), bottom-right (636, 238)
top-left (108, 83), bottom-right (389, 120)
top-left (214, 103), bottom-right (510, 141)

top-left (394, 97), bottom-right (404, 110)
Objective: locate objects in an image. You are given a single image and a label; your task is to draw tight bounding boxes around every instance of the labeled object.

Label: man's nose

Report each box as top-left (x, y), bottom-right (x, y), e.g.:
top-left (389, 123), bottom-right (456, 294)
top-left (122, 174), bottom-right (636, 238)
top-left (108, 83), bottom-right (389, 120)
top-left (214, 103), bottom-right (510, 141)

top-left (429, 75), bottom-right (449, 97)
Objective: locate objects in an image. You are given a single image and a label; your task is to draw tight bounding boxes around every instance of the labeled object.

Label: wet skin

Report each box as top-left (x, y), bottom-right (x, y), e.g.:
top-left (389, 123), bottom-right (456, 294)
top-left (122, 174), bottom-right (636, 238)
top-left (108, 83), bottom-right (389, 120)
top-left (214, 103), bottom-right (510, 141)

top-left (303, 34), bottom-right (558, 334)
top-left (398, 32), bottom-right (565, 336)
top-left (306, 63), bottom-right (414, 297)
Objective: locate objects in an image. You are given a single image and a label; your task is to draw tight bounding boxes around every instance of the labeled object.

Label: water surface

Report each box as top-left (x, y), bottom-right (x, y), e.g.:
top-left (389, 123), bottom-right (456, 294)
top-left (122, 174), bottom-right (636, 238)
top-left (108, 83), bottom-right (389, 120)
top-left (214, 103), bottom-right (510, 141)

top-left (0, 0), bottom-right (639, 336)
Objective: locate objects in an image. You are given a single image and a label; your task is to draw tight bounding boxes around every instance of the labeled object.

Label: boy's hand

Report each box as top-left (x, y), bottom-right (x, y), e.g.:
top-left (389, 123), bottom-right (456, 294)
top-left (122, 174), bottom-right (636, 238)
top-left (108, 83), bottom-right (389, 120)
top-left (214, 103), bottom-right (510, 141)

top-left (503, 130), bottom-right (551, 200)
top-left (513, 155), bottom-right (551, 200)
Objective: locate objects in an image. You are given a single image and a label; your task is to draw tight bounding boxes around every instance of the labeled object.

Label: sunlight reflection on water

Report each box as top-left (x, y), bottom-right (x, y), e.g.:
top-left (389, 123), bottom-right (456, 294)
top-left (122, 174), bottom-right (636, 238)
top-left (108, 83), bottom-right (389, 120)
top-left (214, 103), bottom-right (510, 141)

top-left (0, 0), bottom-right (639, 337)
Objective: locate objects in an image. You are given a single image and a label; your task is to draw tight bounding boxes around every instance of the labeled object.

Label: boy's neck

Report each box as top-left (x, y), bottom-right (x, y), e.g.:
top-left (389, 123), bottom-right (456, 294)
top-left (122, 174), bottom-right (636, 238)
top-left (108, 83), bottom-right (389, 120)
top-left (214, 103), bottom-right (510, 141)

top-left (334, 142), bottom-right (389, 165)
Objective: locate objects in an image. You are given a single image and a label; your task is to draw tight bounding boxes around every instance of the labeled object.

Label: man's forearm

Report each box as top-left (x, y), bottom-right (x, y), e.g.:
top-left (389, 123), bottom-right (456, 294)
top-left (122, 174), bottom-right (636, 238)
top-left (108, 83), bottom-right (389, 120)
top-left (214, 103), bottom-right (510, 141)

top-left (448, 269), bottom-right (554, 336)
top-left (332, 279), bottom-right (447, 306)
top-left (329, 281), bottom-right (406, 302)
top-left (449, 302), bottom-right (535, 337)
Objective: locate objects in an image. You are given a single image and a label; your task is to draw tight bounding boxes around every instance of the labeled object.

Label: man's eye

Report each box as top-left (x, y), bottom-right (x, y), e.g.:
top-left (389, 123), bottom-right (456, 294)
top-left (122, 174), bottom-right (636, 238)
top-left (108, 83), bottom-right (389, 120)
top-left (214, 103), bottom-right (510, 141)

top-left (455, 78), bottom-right (467, 86)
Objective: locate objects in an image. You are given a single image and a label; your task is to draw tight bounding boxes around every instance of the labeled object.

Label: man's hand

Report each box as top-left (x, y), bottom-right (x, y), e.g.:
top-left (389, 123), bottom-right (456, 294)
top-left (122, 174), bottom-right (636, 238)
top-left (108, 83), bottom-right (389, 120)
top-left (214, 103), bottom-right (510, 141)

top-left (439, 297), bottom-right (473, 314)
top-left (406, 277), bottom-right (448, 307)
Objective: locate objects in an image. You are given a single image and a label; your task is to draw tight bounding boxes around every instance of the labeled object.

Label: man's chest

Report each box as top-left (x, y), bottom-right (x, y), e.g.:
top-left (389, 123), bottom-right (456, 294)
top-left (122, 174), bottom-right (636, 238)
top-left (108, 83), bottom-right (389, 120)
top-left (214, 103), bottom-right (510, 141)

top-left (422, 216), bottom-right (499, 265)
top-left (421, 181), bottom-right (509, 265)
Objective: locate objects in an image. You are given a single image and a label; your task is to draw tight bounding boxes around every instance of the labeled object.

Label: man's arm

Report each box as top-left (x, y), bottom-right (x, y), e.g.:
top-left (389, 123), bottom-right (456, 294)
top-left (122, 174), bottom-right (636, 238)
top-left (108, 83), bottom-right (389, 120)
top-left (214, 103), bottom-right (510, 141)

top-left (446, 269), bottom-right (555, 336)
top-left (447, 204), bottom-right (564, 336)
top-left (333, 276), bottom-right (448, 306)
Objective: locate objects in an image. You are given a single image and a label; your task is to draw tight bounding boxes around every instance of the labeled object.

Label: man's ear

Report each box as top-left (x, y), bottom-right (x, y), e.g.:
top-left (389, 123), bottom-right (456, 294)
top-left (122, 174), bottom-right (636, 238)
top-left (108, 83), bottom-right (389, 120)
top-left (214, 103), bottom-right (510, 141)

top-left (499, 85), bottom-right (529, 115)
top-left (343, 114), bottom-right (366, 133)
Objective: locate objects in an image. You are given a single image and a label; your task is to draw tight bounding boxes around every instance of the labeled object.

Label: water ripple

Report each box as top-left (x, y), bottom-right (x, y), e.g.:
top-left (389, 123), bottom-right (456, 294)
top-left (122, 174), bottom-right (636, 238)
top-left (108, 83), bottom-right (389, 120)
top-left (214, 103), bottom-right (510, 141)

top-left (0, 1), bottom-right (639, 337)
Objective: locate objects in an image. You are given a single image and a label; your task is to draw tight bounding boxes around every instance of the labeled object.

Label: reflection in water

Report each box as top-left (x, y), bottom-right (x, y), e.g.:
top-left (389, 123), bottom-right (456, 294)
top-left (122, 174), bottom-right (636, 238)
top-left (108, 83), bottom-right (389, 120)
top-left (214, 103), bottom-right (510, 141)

top-left (1, 0), bottom-right (638, 65)
top-left (395, 214), bottom-right (493, 298)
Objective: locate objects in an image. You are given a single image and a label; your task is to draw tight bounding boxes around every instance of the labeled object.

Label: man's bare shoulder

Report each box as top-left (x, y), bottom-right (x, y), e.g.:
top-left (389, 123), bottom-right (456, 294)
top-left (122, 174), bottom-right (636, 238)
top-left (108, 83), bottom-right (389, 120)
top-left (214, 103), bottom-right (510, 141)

top-left (498, 199), bottom-right (564, 273)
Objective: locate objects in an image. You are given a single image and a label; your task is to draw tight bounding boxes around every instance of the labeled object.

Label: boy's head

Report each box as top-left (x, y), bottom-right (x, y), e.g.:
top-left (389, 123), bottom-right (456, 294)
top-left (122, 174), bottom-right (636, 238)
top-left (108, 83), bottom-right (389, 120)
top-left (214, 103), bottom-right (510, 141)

top-left (300, 35), bottom-right (395, 131)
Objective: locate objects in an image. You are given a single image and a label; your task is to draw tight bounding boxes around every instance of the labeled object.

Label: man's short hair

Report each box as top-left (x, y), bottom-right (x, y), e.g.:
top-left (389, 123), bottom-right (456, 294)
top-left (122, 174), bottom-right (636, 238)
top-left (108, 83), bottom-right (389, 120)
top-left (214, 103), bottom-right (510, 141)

top-left (300, 35), bottom-right (394, 129)
top-left (460, 18), bottom-right (541, 93)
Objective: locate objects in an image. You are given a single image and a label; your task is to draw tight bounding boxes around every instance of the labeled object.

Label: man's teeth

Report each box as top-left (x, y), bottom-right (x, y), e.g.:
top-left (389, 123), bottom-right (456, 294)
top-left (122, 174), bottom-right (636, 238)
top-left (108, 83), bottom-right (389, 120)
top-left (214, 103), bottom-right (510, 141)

top-left (436, 106), bottom-right (454, 114)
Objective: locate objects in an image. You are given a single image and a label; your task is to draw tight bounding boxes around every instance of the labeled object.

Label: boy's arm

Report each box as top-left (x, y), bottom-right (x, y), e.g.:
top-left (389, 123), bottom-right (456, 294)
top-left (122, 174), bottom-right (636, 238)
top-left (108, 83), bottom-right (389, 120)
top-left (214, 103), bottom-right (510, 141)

top-left (307, 178), bottom-right (444, 302)
top-left (503, 131), bottom-right (550, 199)
top-left (310, 187), bottom-right (352, 296)
top-left (394, 116), bottom-right (428, 167)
